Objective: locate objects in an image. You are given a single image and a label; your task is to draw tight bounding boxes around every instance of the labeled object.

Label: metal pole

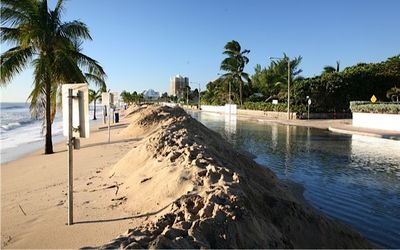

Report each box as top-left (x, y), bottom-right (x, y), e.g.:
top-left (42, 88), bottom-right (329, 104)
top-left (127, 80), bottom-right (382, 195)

top-left (308, 104), bottom-right (310, 120)
top-left (198, 83), bottom-right (201, 109)
top-left (67, 89), bottom-right (74, 225)
top-left (108, 101), bottom-right (111, 143)
top-left (287, 59), bottom-right (291, 120)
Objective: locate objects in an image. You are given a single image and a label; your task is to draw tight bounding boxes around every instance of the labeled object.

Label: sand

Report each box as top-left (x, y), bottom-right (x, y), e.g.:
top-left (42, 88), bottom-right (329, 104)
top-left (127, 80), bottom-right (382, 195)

top-left (1, 104), bottom-right (374, 249)
top-left (1, 121), bottom-right (141, 248)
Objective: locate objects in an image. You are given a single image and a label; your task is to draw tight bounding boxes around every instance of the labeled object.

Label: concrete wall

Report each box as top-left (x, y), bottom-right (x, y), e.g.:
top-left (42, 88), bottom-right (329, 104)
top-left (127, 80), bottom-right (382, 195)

top-left (201, 104), bottom-right (237, 114)
top-left (353, 112), bottom-right (400, 131)
top-left (238, 109), bottom-right (297, 120)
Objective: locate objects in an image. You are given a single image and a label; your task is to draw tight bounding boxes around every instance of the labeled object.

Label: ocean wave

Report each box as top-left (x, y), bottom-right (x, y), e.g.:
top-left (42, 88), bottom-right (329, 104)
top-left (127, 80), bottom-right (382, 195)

top-left (1, 120), bottom-right (35, 131)
top-left (0, 104), bottom-right (27, 110)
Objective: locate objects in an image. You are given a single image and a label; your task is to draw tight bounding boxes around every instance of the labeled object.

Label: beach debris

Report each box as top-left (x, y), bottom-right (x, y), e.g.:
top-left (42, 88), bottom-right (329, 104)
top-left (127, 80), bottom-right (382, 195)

top-left (18, 204), bottom-right (27, 216)
top-left (140, 177), bottom-right (152, 183)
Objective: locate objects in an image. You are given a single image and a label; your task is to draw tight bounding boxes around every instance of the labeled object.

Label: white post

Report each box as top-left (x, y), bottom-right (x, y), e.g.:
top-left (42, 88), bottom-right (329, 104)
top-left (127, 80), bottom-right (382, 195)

top-left (67, 88), bottom-right (74, 225)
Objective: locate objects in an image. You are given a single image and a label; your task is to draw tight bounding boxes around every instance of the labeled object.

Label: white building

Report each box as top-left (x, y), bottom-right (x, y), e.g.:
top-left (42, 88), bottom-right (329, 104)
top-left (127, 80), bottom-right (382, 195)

top-left (170, 74), bottom-right (189, 98)
top-left (143, 89), bottom-right (160, 100)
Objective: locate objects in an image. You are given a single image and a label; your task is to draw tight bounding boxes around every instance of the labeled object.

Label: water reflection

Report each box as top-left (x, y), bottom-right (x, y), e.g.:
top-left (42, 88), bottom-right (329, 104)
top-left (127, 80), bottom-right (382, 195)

top-left (188, 110), bottom-right (400, 248)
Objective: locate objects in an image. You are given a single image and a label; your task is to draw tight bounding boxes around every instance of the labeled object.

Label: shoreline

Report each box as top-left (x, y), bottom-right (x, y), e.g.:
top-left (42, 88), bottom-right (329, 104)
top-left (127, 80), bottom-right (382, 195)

top-left (0, 119), bottom-right (104, 165)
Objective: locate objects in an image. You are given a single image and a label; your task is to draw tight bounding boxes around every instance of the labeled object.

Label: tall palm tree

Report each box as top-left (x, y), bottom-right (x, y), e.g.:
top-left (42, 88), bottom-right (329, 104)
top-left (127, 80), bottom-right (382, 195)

top-left (220, 40), bottom-right (250, 106)
top-left (1, 0), bottom-right (106, 154)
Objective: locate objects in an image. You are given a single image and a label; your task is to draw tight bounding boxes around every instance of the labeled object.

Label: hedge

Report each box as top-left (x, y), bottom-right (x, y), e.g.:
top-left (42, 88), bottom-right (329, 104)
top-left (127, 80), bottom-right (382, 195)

top-left (350, 101), bottom-right (400, 114)
top-left (241, 102), bottom-right (307, 113)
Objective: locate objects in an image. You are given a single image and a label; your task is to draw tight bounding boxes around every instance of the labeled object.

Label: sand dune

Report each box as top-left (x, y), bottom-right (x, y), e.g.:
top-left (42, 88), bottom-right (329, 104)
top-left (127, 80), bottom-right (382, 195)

top-left (93, 105), bottom-right (373, 249)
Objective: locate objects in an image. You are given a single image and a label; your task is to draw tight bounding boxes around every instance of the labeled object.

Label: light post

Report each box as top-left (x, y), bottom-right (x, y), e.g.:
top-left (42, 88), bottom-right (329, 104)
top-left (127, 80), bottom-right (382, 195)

top-left (270, 56), bottom-right (291, 119)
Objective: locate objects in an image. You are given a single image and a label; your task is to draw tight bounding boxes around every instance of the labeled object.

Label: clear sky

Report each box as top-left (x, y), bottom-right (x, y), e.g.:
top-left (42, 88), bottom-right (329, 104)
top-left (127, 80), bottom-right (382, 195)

top-left (1, 0), bottom-right (399, 102)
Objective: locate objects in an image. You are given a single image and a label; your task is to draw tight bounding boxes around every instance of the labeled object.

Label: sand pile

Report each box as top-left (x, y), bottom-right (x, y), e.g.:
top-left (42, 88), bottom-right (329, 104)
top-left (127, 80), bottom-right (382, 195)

top-left (98, 105), bottom-right (373, 249)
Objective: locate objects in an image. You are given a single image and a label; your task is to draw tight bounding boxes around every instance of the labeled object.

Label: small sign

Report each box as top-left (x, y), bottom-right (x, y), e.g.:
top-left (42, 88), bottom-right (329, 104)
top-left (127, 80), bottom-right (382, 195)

top-left (62, 83), bottom-right (89, 138)
top-left (272, 99), bottom-right (278, 105)
top-left (308, 99), bottom-right (311, 105)
top-left (370, 95), bottom-right (377, 103)
top-left (101, 92), bottom-right (110, 106)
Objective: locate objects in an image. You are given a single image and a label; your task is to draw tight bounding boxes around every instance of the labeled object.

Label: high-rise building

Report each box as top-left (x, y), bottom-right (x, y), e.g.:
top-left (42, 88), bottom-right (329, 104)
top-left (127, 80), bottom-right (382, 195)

top-left (170, 74), bottom-right (189, 98)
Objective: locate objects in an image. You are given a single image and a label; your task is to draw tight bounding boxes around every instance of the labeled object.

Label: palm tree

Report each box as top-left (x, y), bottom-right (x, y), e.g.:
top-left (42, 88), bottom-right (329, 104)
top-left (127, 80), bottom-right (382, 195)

top-left (89, 87), bottom-right (106, 120)
top-left (323, 60), bottom-right (340, 74)
top-left (220, 40), bottom-right (251, 106)
top-left (386, 86), bottom-right (400, 103)
top-left (1, 0), bottom-right (106, 154)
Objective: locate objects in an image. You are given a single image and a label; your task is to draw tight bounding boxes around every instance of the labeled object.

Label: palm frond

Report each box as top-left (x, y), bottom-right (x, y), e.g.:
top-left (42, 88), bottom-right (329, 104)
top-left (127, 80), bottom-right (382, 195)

top-left (1, 46), bottom-right (34, 85)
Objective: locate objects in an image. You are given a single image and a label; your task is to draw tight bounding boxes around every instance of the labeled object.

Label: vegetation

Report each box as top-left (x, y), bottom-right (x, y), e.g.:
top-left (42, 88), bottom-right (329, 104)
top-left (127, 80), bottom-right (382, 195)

top-left (89, 85), bottom-right (106, 120)
top-left (120, 91), bottom-right (144, 104)
top-left (1, 0), bottom-right (106, 154)
top-left (219, 40), bottom-right (251, 106)
top-left (202, 40), bottom-right (400, 116)
top-left (350, 101), bottom-right (400, 114)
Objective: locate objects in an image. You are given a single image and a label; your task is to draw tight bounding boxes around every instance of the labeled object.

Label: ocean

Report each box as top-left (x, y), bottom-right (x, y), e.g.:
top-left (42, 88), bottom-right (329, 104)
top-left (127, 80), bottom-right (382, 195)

top-left (0, 102), bottom-right (103, 163)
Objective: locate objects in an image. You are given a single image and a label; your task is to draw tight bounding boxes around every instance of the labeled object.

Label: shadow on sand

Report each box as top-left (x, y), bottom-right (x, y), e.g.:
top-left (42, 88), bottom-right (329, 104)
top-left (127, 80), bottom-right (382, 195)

top-left (74, 203), bottom-right (171, 225)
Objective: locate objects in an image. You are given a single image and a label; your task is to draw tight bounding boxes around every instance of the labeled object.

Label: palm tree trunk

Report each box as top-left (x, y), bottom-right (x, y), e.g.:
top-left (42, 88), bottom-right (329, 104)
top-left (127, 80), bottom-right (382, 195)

top-left (93, 99), bottom-right (97, 120)
top-left (45, 79), bottom-right (53, 154)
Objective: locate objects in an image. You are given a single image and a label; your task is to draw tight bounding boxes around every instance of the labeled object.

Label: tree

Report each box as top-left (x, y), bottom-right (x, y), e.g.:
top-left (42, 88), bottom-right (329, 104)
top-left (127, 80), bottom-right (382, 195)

top-left (252, 54), bottom-right (303, 102)
top-left (1, 0), bottom-right (105, 154)
top-left (323, 61), bottom-right (340, 74)
top-left (89, 84), bottom-right (106, 120)
top-left (386, 87), bottom-right (400, 103)
top-left (220, 40), bottom-right (251, 105)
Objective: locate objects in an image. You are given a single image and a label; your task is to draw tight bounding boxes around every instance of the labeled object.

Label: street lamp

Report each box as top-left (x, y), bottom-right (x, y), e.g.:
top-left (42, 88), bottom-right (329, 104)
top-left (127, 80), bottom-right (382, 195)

top-left (270, 56), bottom-right (291, 119)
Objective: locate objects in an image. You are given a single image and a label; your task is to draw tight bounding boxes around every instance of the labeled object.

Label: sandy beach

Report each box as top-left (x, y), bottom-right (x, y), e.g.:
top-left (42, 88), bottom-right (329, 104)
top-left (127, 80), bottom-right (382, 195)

top-left (1, 119), bottom-right (141, 248)
top-left (1, 105), bottom-right (374, 248)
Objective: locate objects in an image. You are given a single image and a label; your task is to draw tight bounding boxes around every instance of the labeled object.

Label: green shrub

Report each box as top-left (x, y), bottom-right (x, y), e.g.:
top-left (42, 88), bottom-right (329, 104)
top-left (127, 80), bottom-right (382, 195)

top-left (350, 101), bottom-right (400, 114)
top-left (241, 102), bottom-right (306, 113)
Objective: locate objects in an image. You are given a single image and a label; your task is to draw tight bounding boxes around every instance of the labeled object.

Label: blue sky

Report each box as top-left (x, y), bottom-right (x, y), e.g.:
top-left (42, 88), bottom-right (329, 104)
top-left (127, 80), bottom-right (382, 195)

top-left (1, 0), bottom-right (399, 102)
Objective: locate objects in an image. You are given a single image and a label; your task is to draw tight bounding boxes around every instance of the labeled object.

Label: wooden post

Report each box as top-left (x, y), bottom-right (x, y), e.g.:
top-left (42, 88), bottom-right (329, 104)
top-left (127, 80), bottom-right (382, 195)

top-left (67, 88), bottom-right (74, 225)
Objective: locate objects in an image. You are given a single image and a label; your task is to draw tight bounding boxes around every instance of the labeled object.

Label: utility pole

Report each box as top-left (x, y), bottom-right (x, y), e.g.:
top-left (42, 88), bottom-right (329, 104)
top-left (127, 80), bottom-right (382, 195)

top-left (67, 89), bottom-right (73, 225)
top-left (269, 56), bottom-right (291, 120)
top-left (287, 58), bottom-right (291, 120)
top-left (198, 83), bottom-right (201, 109)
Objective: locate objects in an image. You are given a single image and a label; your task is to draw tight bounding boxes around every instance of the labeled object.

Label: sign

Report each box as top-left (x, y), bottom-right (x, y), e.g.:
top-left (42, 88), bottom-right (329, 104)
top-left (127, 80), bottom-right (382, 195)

top-left (102, 92), bottom-right (115, 106)
top-left (272, 99), bottom-right (278, 105)
top-left (62, 84), bottom-right (89, 138)
top-left (370, 95), bottom-right (377, 103)
top-left (308, 99), bottom-right (312, 105)
top-left (112, 92), bottom-right (119, 106)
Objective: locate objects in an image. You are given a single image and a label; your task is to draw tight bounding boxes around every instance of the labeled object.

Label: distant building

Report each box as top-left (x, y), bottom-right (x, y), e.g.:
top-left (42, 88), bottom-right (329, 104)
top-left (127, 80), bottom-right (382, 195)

top-left (170, 74), bottom-right (189, 98)
top-left (143, 89), bottom-right (160, 100)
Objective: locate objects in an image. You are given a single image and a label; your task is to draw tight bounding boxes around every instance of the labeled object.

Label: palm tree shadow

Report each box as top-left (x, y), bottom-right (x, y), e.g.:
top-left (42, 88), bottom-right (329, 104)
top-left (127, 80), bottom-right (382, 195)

top-left (73, 203), bottom-right (171, 225)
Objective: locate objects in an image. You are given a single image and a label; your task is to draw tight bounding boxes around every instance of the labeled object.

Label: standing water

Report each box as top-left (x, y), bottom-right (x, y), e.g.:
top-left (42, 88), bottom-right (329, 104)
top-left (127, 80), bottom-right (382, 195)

top-left (189, 111), bottom-right (400, 248)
